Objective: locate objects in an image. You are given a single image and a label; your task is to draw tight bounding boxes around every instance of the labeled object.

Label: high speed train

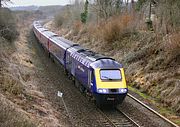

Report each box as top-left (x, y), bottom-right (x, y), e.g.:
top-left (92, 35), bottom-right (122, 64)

top-left (33, 21), bottom-right (128, 107)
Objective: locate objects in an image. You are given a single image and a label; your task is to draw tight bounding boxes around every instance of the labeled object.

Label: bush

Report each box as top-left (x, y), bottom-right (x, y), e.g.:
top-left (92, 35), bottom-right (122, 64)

top-left (0, 8), bottom-right (18, 42)
top-left (166, 33), bottom-right (180, 57)
top-left (72, 21), bottom-right (82, 36)
top-left (101, 14), bottom-right (135, 43)
top-left (54, 13), bottom-right (65, 27)
top-left (163, 32), bottom-right (180, 64)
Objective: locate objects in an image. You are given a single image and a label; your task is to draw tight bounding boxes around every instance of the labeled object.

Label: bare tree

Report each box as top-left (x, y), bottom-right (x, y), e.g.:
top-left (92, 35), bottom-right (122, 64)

top-left (157, 0), bottom-right (180, 33)
top-left (93, 0), bottom-right (123, 20)
top-left (0, 0), bottom-right (11, 8)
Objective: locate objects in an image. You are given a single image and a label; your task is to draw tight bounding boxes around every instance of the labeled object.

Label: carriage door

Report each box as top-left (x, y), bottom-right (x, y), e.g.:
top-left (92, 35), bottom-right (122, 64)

top-left (88, 70), bottom-right (94, 89)
top-left (66, 53), bottom-right (72, 72)
top-left (88, 70), bottom-right (91, 89)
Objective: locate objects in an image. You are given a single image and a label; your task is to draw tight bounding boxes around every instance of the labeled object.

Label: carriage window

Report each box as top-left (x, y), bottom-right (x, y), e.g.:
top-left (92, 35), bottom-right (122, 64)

top-left (100, 69), bottom-right (121, 80)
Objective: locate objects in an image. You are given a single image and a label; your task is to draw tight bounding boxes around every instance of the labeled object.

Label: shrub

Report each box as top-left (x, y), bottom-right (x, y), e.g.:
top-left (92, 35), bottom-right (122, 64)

top-left (72, 20), bottom-right (82, 36)
top-left (0, 8), bottom-right (18, 42)
top-left (87, 13), bottom-right (136, 51)
top-left (54, 13), bottom-right (65, 27)
top-left (101, 14), bottom-right (135, 43)
top-left (167, 33), bottom-right (180, 57)
top-left (163, 32), bottom-right (180, 63)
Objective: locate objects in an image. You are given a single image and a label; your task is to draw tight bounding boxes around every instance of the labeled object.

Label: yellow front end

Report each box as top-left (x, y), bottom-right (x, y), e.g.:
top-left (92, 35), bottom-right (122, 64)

top-left (93, 68), bottom-right (128, 106)
top-left (95, 68), bottom-right (127, 90)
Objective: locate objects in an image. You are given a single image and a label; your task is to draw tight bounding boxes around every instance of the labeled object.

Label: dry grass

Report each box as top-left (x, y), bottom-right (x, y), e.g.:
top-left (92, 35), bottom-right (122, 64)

top-left (54, 13), bottom-right (65, 27)
top-left (0, 96), bottom-right (34, 127)
top-left (0, 73), bottom-right (24, 96)
top-left (83, 14), bottom-right (137, 51)
top-left (102, 15), bottom-right (134, 42)
top-left (0, 38), bottom-right (34, 127)
top-left (161, 32), bottom-right (180, 67)
top-left (0, 8), bottom-right (18, 42)
top-left (164, 32), bottom-right (180, 58)
top-left (71, 21), bottom-right (83, 36)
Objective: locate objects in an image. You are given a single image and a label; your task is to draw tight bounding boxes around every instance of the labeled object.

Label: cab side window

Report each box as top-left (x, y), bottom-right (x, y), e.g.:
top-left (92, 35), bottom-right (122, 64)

top-left (91, 71), bottom-right (94, 82)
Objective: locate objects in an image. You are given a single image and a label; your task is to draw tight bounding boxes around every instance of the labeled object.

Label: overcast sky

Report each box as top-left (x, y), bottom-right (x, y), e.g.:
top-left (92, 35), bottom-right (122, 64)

top-left (6, 0), bottom-right (74, 7)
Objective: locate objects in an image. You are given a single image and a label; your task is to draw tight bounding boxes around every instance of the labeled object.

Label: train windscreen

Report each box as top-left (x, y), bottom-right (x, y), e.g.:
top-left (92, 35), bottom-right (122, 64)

top-left (100, 69), bottom-right (121, 80)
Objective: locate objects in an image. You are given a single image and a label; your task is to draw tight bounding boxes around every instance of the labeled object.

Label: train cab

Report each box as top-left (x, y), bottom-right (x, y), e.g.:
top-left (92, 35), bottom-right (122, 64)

top-left (90, 59), bottom-right (128, 106)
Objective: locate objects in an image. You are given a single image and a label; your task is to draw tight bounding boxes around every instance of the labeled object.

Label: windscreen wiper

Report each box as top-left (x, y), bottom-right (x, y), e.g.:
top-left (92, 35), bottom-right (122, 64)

top-left (102, 76), bottom-right (113, 80)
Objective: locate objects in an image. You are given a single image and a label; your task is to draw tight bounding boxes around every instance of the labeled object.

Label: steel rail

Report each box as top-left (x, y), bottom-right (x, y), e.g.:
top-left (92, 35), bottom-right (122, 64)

top-left (97, 108), bottom-right (117, 127)
top-left (127, 93), bottom-right (179, 127)
top-left (97, 108), bottom-right (141, 127)
top-left (116, 108), bottom-right (141, 127)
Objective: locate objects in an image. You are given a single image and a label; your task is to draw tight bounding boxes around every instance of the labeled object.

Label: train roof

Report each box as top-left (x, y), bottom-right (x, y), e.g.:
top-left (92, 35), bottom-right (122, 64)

top-left (50, 37), bottom-right (78, 50)
top-left (33, 21), bottom-right (40, 25)
top-left (78, 50), bottom-right (114, 62)
top-left (90, 59), bottom-right (123, 69)
top-left (55, 37), bottom-right (77, 46)
top-left (42, 31), bottom-right (58, 38)
top-left (70, 49), bottom-right (115, 68)
top-left (37, 28), bottom-right (48, 32)
top-left (35, 25), bottom-right (42, 28)
top-left (68, 45), bottom-right (83, 53)
top-left (33, 22), bottom-right (42, 28)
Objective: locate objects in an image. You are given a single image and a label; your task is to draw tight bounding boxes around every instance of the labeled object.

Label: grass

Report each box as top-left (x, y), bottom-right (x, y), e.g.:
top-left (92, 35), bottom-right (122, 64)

top-left (128, 85), bottom-right (180, 125)
top-left (128, 86), bottom-right (156, 102)
top-left (0, 98), bottom-right (35, 127)
top-left (1, 73), bottom-right (24, 96)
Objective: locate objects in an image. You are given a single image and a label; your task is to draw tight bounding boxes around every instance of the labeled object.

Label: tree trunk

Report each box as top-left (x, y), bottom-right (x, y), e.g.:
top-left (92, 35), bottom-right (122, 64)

top-left (148, 0), bottom-right (152, 21)
top-left (0, 0), bottom-right (2, 8)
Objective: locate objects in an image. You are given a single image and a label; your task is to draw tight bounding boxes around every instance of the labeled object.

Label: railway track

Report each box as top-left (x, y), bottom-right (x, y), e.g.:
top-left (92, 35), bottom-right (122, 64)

top-left (95, 93), bottom-right (179, 127)
top-left (97, 108), bottom-right (140, 127)
top-left (127, 93), bottom-right (179, 127)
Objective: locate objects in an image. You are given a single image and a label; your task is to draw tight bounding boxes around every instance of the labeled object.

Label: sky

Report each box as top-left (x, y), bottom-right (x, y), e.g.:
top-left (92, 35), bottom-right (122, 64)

top-left (5, 0), bottom-right (137, 7)
top-left (5, 0), bottom-right (74, 7)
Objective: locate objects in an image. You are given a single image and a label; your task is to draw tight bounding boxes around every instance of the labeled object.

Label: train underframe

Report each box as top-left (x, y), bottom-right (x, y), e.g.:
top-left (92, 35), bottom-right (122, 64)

top-left (94, 93), bottom-right (127, 107)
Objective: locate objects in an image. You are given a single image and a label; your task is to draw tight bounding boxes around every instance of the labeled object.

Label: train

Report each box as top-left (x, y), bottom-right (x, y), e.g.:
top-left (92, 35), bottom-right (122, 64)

top-left (33, 21), bottom-right (128, 107)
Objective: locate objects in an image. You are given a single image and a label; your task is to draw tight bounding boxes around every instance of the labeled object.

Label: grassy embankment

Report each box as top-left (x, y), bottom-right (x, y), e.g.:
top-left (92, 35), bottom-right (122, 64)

top-left (0, 8), bottom-right (35, 127)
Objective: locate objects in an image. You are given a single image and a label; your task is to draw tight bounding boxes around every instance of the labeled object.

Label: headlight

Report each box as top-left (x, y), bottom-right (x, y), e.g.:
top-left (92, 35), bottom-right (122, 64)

top-left (98, 89), bottom-right (108, 93)
top-left (98, 89), bottom-right (103, 93)
top-left (119, 88), bottom-right (127, 93)
top-left (102, 89), bottom-right (107, 93)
